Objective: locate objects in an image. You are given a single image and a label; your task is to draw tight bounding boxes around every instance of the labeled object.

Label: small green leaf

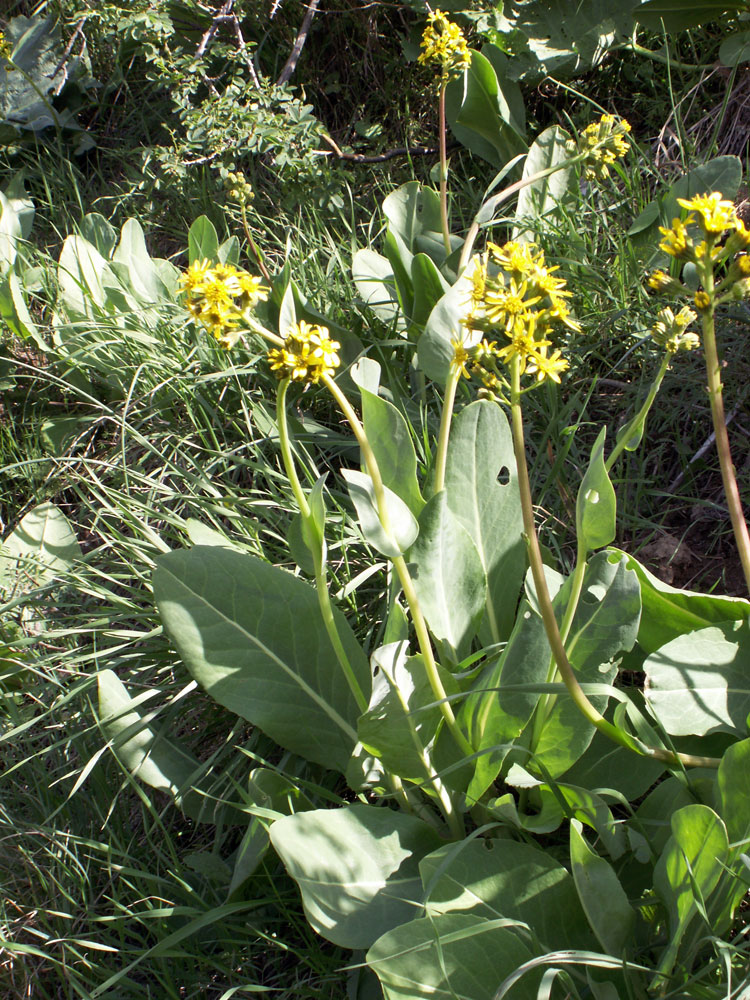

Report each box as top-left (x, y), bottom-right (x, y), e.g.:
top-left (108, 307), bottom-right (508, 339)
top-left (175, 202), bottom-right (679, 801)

top-left (270, 803), bottom-right (441, 948)
top-left (0, 502), bottom-right (81, 591)
top-left (342, 468), bottom-right (419, 559)
top-left (570, 820), bottom-right (634, 956)
top-left (188, 215), bottom-right (219, 264)
top-left (278, 279), bottom-right (296, 337)
top-left (576, 428), bottom-right (616, 552)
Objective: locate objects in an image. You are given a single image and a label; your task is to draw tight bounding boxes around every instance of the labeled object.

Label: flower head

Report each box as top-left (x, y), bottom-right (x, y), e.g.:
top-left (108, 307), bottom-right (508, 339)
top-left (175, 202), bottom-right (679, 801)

top-left (418, 10), bottom-right (471, 79)
top-left (569, 113), bottom-right (631, 181)
top-left (0, 32), bottom-right (12, 62)
top-left (677, 192), bottom-right (737, 236)
top-left (658, 217), bottom-right (694, 259)
top-left (180, 260), bottom-right (269, 348)
top-left (267, 321), bottom-right (340, 384)
top-left (463, 240), bottom-right (574, 386)
top-left (651, 306), bottom-right (699, 353)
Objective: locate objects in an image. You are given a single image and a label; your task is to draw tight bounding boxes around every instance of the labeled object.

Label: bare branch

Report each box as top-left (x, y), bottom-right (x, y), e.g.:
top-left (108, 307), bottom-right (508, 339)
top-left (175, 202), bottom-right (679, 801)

top-left (276, 0), bottom-right (320, 86)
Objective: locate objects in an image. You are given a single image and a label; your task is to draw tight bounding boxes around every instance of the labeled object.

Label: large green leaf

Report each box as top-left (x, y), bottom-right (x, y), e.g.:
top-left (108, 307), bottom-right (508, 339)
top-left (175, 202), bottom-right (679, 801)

top-left (717, 738), bottom-right (750, 851)
top-left (445, 50), bottom-right (527, 168)
top-left (367, 913), bottom-right (537, 1000)
top-left (615, 549), bottom-right (749, 655)
top-left (269, 803), bottom-right (441, 948)
top-left (444, 400), bottom-right (525, 645)
top-left (416, 275), bottom-right (474, 385)
top-left (461, 601), bottom-right (548, 802)
top-left (653, 804), bottom-right (729, 979)
top-left (409, 492), bottom-right (486, 660)
top-left (644, 619), bottom-right (750, 737)
top-left (421, 837), bottom-right (592, 951)
top-left (352, 249), bottom-right (401, 325)
top-left (628, 156), bottom-right (742, 241)
top-left (570, 821), bottom-right (634, 956)
top-left (113, 218), bottom-right (171, 304)
top-left (0, 502), bottom-right (81, 592)
top-left (153, 547), bottom-right (369, 773)
top-left (561, 727), bottom-right (665, 801)
top-left (409, 253), bottom-right (450, 333)
top-left (499, 0), bottom-right (634, 81)
top-left (720, 29), bottom-right (750, 66)
top-left (635, 0), bottom-right (743, 31)
top-left (513, 125), bottom-right (576, 236)
top-left (382, 183), bottom-right (444, 256)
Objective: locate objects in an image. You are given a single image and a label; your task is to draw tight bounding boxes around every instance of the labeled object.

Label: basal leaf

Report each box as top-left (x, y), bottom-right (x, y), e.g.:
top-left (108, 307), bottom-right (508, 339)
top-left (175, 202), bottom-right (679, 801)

top-left (644, 619), bottom-right (750, 737)
top-left (270, 803), bottom-right (441, 948)
top-left (570, 820), bottom-right (634, 956)
top-left (444, 399), bottom-right (525, 645)
top-left (367, 913), bottom-right (537, 1000)
top-left (153, 547), bottom-right (369, 773)
top-left (409, 491), bottom-right (486, 660)
top-left (0, 502), bottom-right (81, 592)
top-left (187, 215), bottom-right (219, 265)
top-left (421, 837), bottom-right (592, 951)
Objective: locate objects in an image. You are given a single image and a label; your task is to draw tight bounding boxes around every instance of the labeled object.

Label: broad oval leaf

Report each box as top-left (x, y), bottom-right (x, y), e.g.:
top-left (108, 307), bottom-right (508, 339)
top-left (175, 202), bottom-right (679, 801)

top-left (367, 913), bottom-right (537, 1000)
top-left (576, 427), bottom-right (616, 553)
top-left (270, 803), bottom-right (441, 949)
top-left (153, 547), bottom-right (369, 773)
top-left (570, 820), bottom-right (634, 956)
top-left (342, 468), bottom-right (419, 559)
top-left (0, 501), bottom-right (81, 591)
top-left (644, 619), bottom-right (750, 737)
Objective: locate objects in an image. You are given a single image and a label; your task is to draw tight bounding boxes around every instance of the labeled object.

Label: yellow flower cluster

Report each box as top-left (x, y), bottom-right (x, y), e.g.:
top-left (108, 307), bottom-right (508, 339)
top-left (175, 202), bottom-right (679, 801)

top-left (568, 113), bottom-right (631, 181)
top-left (648, 191), bottom-right (750, 319)
top-left (650, 306), bottom-right (699, 354)
top-left (418, 10), bottom-right (471, 80)
top-left (460, 240), bottom-right (575, 387)
top-left (267, 320), bottom-right (341, 385)
top-left (179, 259), bottom-right (269, 349)
top-left (0, 32), bottom-right (12, 62)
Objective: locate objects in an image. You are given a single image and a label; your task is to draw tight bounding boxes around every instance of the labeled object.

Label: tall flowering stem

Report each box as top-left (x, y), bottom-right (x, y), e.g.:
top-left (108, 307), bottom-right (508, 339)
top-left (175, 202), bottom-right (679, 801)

top-left (508, 358), bottom-right (720, 770)
top-left (653, 191), bottom-right (750, 594)
top-left (321, 372), bottom-right (474, 762)
top-left (418, 10), bottom-right (471, 259)
top-left (438, 83), bottom-right (451, 256)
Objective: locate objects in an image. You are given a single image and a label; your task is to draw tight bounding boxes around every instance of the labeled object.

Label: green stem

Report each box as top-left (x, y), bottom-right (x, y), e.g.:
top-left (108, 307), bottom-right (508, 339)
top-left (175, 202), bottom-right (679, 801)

top-left (508, 358), bottom-right (720, 770)
top-left (240, 203), bottom-right (271, 282)
top-left (438, 81), bottom-right (451, 257)
top-left (619, 40), bottom-right (700, 72)
top-left (701, 288), bottom-right (750, 595)
top-left (605, 353), bottom-right (672, 473)
top-left (276, 379), bottom-right (369, 713)
top-left (432, 365), bottom-right (461, 496)
top-left (322, 373), bottom-right (474, 760)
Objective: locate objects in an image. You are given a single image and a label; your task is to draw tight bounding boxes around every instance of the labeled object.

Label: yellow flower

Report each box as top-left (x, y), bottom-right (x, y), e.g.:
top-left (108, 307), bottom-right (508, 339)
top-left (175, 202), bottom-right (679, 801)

top-left (677, 192), bottom-right (737, 235)
top-left (527, 346), bottom-right (569, 383)
top-left (179, 258), bottom-right (213, 293)
top-left (658, 218), bottom-right (694, 259)
top-left (267, 320), bottom-right (341, 384)
top-left (237, 272), bottom-right (270, 309)
top-left (485, 279), bottom-right (540, 332)
top-left (0, 32), bottom-right (12, 62)
top-left (488, 240), bottom-right (542, 278)
top-left (651, 306), bottom-right (699, 353)
top-left (180, 260), bottom-right (269, 348)
top-left (450, 339), bottom-right (472, 379)
top-left (694, 290), bottom-right (711, 311)
top-left (418, 10), bottom-right (471, 79)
